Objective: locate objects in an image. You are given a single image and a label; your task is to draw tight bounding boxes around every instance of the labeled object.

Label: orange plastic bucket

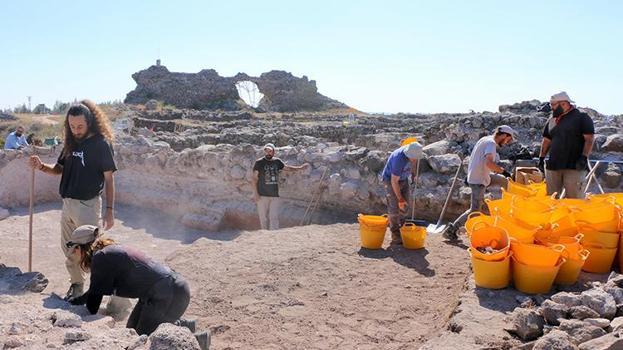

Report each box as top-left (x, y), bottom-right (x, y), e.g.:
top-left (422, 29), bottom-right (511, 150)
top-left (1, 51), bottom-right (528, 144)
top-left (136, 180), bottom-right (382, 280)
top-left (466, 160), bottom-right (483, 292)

top-left (469, 249), bottom-right (512, 289)
top-left (577, 222), bottom-right (620, 248)
top-left (555, 249), bottom-right (590, 285)
top-left (512, 255), bottom-right (565, 294)
top-left (469, 224), bottom-right (510, 261)
top-left (400, 223), bottom-right (426, 250)
top-left (541, 234), bottom-right (584, 260)
top-left (526, 181), bottom-right (547, 197)
top-left (510, 240), bottom-right (565, 267)
top-left (582, 243), bottom-right (617, 274)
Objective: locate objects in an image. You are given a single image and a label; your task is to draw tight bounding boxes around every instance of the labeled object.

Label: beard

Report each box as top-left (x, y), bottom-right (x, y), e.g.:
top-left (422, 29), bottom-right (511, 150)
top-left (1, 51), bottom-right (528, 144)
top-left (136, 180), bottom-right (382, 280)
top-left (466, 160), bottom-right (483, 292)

top-left (553, 105), bottom-right (565, 118)
top-left (265, 154), bottom-right (273, 160)
top-left (15, 132), bottom-right (22, 137)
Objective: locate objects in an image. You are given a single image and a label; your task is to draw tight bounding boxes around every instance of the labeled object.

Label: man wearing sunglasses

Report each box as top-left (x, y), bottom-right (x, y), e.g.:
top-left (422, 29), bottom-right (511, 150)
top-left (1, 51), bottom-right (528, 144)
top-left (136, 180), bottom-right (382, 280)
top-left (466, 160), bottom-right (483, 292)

top-left (538, 92), bottom-right (594, 199)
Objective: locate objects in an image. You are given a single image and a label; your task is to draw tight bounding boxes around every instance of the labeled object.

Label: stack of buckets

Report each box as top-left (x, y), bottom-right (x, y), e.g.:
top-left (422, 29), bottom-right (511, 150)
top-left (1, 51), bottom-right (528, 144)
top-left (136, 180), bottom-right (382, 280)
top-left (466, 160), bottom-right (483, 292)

top-left (467, 179), bottom-right (623, 294)
top-left (357, 214), bottom-right (426, 250)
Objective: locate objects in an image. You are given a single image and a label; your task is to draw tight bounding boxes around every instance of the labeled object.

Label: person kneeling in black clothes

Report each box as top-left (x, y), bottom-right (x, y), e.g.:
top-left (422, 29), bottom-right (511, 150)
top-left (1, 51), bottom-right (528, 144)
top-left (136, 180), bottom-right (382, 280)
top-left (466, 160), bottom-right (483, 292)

top-left (66, 225), bottom-right (208, 347)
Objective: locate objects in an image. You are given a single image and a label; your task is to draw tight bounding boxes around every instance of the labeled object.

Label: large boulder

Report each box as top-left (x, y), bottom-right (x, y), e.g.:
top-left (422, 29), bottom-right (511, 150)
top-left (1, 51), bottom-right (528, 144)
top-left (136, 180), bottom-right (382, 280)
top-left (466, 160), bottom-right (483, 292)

top-left (600, 163), bottom-right (621, 188)
top-left (578, 333), bottom-right (623, 350)
top-left (552, 292), bottom-right (583, 308)
top-left (148, 323), bottom-right (201, 350)
top-left (533, 330), bottom-right (578, 350)
top-left (541, 300), bottom-right (568, 325)
top-left (558, 319), bottom-right (607, 345)
top-left (582, 289), bottom-right (617, 320)
top-left (422, 140), bottom-right (451, 156)
top-left (505, 308), bottom-right (545, 341)
top-left (427, 154), bottom-right (461, 174)
top-left (601, 134), bottom-right (623, 153)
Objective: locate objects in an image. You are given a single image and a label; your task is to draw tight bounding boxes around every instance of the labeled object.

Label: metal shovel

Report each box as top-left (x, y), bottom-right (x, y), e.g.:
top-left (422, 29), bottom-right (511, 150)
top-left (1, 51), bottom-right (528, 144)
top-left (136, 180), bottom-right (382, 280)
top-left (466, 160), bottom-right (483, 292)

top-left (427, 160), bottom-right (463, 234)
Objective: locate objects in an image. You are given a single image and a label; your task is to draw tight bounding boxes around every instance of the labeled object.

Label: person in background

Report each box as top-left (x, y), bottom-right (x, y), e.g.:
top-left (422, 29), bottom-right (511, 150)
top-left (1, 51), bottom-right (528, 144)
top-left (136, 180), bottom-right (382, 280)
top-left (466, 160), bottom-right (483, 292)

top-left (538, 92), bottom-right (594, 199)
top-left (381, 141), bottom-right (424, 244)
top-left (443, 125), bottom-right (517, 240)
top-left (4, 125), bottom-right (29, 150)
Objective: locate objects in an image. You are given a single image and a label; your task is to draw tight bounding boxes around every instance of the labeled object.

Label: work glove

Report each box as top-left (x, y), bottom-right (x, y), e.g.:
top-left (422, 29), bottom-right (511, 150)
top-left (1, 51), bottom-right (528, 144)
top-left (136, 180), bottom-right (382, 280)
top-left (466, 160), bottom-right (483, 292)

top-left (501, 170), bottom-right (512, 178)
top-left (576, 155), bottom-right (588, 171)
top-left (538, 157), bottom-right (545, 174)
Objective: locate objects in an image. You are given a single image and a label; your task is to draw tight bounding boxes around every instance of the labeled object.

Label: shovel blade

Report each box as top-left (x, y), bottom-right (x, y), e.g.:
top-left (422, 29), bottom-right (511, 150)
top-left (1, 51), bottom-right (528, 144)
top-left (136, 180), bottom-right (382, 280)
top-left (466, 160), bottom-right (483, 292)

top-left (426, 224), bottom-right (446, 234)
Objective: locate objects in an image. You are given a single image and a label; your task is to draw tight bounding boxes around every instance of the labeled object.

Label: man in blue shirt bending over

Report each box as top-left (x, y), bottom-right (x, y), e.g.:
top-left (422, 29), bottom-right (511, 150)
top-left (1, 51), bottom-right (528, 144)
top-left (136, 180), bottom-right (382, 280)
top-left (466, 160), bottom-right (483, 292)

top-left (381, 141), bottom-right (424, 244)
top-left (4, 125), bottom-right (29, 150)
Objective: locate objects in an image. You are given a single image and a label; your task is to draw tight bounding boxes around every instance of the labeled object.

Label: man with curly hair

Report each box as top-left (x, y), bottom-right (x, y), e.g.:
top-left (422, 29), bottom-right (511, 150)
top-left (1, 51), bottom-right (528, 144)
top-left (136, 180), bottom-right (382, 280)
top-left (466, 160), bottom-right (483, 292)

top-left (29, 100), bottom-right (117, 300)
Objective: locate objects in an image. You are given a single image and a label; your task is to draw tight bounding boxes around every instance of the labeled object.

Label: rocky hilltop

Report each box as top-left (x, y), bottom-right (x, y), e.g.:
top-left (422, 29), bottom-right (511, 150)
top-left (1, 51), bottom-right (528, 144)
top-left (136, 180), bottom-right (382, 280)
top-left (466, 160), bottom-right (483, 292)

top-left (124, 65), bottom-right (348, 112)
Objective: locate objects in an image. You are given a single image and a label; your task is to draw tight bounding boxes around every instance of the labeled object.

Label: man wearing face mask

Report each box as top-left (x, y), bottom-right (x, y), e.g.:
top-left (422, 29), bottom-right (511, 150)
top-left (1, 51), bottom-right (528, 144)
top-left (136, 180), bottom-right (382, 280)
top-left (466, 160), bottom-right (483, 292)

top-left (4, 125), bottom-right (29, 150)
top-left (443, 125), bottom-right (517, 240)
top-left (252, 143), bottom-right (310, 230)
top-left (538, 92), bottom-right (594, 199)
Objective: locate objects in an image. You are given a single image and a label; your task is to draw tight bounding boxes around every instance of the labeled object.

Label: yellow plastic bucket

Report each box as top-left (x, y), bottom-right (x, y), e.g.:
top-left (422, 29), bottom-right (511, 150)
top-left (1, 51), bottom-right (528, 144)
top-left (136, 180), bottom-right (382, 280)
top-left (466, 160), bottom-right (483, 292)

top-left (507, 180), bottom-right (538, 197)
top-left (512, 255), bottom-right (565, 294)
top-left (540, 234), bottom-right (584, 260)
top-left (577, 222), bottom-right (620, 248)
top-left (555, 249), bottom-right (590, 285)
top-left (494, 214), bottom-right (537, 243)
top-left (465, 212), bottom-right (495, 235)
top-left (469, 224), bottom-right (510, 261)
top-left (526, 181), bottom-right (547, 197)
top-left (358, 214), bottom-right (388, 249)
top-left (583, 243), bottom-right (617, 273)
top-left (570, 200), bottom-right (620, 232)
top-left (619, 233), bottom-right (623, 273)
top-left (400, 223), bottom-right (426, 250)
top-left (469, 249), bottom-right (512, 289)
top-left (510, 240), bottom-right (565, 267)
top-left (589, 193), bottom-right (623, 207)
top-left (511, 196), bottom-right (555, 226)
top-left (550, 212), bottom-right (578, 237)
top-left (400, 137), bottom-right (418, 146)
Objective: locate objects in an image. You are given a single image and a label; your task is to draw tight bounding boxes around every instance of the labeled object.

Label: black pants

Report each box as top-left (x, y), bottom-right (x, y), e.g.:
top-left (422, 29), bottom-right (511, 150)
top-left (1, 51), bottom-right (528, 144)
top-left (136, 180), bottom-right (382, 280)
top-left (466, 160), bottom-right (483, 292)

top-left (126, 273), bottom-right (191, 335)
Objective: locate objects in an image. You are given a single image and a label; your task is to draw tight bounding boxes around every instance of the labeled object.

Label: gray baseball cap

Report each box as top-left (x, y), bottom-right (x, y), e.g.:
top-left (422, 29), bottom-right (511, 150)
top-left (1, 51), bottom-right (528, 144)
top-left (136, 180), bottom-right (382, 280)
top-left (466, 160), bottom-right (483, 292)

top-left (66, 225), bottom-right (100, 248)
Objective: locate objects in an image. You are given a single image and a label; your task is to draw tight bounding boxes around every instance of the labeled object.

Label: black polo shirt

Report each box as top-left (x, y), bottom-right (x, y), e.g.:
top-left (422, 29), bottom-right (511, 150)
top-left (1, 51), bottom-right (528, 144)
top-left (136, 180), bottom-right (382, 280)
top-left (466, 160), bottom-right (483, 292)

top-left (57, 134), bottom-right (116, 200)
top-left (543, 108), bottom-right (594, 170)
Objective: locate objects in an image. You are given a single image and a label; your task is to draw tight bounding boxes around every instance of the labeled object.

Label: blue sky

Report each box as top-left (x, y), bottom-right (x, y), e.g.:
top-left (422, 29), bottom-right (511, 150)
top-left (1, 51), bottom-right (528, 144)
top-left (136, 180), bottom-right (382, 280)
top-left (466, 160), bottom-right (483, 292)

top-left (1, 1), bottom-right (621, 114)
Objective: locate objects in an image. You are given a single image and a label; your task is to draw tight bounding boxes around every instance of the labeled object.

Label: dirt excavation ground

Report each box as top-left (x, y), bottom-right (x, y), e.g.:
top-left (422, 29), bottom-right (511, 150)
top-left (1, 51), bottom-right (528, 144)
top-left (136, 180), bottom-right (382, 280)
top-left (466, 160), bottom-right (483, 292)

top-left (1, 203), bottom-right (474, 349)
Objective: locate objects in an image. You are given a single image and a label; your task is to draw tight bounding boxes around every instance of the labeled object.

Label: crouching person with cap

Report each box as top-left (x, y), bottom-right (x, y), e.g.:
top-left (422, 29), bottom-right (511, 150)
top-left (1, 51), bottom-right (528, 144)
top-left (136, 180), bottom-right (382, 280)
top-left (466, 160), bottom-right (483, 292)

top-left (381, 142), bottom-right (424, 244)
top-left (443, 125), bottom-right (517, 240)
top-left (66, 225), bottom-right (207, 347)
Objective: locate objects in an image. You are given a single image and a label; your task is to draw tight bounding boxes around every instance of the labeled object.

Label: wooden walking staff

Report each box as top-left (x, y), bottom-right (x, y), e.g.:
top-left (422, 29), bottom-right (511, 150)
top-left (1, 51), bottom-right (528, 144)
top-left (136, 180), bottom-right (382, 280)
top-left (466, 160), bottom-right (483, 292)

top-left (28, 151), bottom-right (35, 272)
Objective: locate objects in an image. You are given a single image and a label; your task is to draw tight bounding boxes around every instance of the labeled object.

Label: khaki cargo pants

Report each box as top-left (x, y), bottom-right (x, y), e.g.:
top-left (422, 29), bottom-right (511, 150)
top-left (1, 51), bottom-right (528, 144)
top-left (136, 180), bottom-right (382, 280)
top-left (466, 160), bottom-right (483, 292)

top-left (61, 196), bottom-right (132, 313)
top-left (61, 197), bottom-right (101, 284)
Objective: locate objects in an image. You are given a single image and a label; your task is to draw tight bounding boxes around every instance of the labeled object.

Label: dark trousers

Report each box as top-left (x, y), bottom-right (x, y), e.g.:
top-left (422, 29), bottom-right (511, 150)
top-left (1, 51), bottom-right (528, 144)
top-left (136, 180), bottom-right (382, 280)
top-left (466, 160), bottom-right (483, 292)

top-left (384, 180), bottom-right (411, 237)
top-left (126, 273), bottom-right (191, 335)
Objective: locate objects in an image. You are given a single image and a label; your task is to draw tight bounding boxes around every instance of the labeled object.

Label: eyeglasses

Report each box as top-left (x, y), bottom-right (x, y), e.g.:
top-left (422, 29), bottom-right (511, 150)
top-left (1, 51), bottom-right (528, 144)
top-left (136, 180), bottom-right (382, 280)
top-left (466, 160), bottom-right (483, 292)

top-left (65, 242), bottom-right (78, 249)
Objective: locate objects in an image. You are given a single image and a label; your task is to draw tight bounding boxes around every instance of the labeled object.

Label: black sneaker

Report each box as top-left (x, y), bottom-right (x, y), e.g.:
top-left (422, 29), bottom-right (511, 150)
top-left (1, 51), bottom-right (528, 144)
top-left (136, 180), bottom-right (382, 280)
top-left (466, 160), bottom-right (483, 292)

top-left (194, 331), bottom-right (210, 350)
top-left (442, 224), bottom-right (458, 241)
top-left (64, 283), bottom-right (83, 300)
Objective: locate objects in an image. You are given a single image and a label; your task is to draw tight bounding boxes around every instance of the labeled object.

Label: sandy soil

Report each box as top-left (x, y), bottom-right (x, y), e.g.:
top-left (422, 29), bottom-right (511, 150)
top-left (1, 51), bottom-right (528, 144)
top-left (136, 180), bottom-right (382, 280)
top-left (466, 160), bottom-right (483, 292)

top-left (0, 203), bottom-right (471, 349)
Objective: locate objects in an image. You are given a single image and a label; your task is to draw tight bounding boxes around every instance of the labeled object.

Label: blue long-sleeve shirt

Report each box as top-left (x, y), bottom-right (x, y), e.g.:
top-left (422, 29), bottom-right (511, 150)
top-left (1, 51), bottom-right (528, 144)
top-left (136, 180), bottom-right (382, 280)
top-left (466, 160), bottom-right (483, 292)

top-left (4, 132), bottom-right (29, 150)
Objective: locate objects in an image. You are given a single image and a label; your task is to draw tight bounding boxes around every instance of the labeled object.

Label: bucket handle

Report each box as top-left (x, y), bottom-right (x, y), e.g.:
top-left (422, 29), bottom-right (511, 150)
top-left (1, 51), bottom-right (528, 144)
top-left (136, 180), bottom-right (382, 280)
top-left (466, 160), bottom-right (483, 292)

top-left (573, 233), bottom-right (584, 242)
top-left (403, 222), bottom-right (415, 228)
top-left (468, 211), bottom-right (484, 219)
top-left (579, 249), bottom-right (591, 260)
top-left (550, 244), bottom-right (566, 253)
top-left (471, 221), bottom-right (491, 232)
top-left (560, 247), bottom-right (570, 260)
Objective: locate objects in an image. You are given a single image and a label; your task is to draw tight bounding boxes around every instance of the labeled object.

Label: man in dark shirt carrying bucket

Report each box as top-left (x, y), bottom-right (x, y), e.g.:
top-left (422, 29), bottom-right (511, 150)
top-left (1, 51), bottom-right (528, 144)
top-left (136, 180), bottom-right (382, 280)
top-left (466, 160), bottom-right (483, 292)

top-left (252, 143), bottom-right (310, 230)
top-left (29, 100), bottom-right (118, 301)
top-left (538, 92), bottom-right (595, 199)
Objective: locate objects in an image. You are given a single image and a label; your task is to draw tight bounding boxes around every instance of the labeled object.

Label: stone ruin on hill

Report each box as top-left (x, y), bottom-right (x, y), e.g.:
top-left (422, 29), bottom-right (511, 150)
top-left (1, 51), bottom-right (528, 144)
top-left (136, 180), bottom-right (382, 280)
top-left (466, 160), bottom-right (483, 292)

top-left (124, 64), bottom-right (348, 112)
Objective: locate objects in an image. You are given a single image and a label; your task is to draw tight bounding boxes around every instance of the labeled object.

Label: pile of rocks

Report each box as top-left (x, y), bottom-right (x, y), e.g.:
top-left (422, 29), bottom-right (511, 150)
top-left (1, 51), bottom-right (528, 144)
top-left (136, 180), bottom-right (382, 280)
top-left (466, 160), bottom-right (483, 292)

top-left (506, 272), bottom-right (623, 349)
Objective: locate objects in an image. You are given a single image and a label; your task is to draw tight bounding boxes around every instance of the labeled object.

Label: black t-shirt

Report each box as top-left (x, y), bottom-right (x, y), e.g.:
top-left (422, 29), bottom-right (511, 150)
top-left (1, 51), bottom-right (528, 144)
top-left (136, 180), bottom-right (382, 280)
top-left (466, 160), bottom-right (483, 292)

top-left (57, 134), bottom-right (117, 200)
top-left (253, 157), bottom-right (285, 197)
top-left (543, 109), bottom-right (594, 170)
top-left (88, 245), bottom-right (172, 299)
